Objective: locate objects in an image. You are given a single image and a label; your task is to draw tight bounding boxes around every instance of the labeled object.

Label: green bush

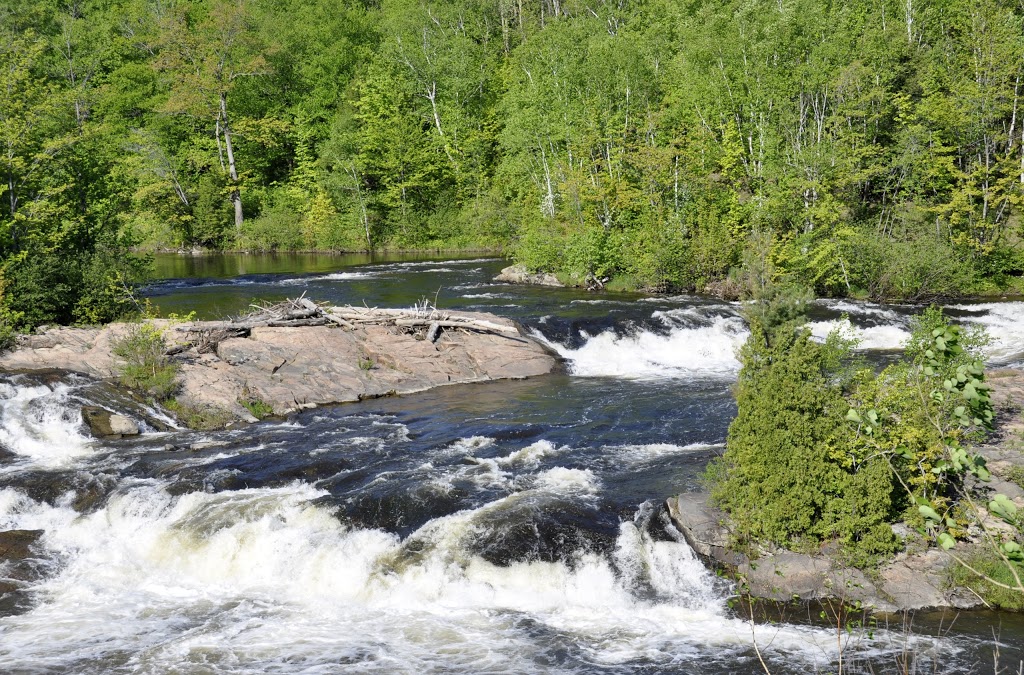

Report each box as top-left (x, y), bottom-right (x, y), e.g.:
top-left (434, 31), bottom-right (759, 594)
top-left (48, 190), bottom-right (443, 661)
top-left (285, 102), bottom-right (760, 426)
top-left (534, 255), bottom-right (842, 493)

top-left (711, 310), bottom-right (856, 547)
top-left (111, 323), bottom-right (179, 401)
top-left (164, 398), bottom-right (233, 431)
top-left (712, 296), bottom-right (999, 567)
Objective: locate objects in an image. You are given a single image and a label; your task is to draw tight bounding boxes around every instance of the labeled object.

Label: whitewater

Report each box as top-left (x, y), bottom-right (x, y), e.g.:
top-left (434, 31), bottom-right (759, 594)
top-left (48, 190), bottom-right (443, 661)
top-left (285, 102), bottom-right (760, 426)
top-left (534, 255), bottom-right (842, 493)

top-left (2, 255), bottom-right (1021, 673)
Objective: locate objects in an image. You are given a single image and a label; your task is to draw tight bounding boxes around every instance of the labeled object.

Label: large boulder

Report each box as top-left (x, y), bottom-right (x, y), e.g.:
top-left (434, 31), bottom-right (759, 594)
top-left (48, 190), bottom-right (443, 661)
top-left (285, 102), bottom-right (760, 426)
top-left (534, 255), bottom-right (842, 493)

top-left (493, 264), bottom-right (563, 287)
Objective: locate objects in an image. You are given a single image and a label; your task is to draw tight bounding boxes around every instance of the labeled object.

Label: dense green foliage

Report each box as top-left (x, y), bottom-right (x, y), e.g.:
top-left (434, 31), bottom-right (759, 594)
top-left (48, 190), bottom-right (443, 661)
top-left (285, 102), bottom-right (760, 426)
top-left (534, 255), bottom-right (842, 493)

top-left (4, 0), bottom-right (1024, 329)
top-left (712, 295), bottom-right (1001, 566)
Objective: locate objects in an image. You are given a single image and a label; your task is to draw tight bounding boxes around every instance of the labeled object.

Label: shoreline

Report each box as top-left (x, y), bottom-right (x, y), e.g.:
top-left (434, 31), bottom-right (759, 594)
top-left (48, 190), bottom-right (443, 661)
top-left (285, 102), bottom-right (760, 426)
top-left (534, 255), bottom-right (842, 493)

top-left (667, 369), bottom-right (1024, 615)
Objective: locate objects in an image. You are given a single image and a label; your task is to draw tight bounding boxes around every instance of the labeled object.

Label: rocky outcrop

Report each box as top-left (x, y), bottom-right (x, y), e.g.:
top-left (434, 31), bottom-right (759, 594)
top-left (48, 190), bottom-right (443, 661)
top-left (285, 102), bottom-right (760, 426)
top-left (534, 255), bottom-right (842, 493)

top-left (493, 264), bottom-right (563, 287)
top-left (81, 406), bottom-right (140, 438)
top-left (1, 310), bottom-right (559, 424)
top-left (666, 493), bottom-right (979, 613)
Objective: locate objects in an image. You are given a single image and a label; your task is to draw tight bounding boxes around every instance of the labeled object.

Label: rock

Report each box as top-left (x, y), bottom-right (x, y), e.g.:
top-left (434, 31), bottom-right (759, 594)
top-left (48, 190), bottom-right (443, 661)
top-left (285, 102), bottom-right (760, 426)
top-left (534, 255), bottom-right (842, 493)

top-left (666, 493), bottom-right (744, 565)
top-left (666, 491), bottom-right (973, 613)
top-left (81, 406), bottom-right (139, 438)
top-left (0, 529), bottom-right (42, 562)
top-left (0, 529), bottom-right (45, 614)
top-left (493, 264), bottom-right (563, 287)
top-left (877, 550), bottom-right (958, 610)
top-left (2, 311), bottom-right (559, 425)
top-left (108, 414), bottom-right (140, 436)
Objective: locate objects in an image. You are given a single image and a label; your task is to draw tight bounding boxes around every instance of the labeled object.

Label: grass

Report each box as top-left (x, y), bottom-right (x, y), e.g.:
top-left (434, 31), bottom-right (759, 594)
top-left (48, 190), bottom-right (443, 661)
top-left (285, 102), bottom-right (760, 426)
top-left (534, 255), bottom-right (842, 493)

top-left (947, 550), bottom-right (1024, 610)
top-left (164, 398), bottom-right (234, 431)
top-left (1007, 465), bottom-right (1024, 490)
top-left (238, 393), bottom-right (275, 420)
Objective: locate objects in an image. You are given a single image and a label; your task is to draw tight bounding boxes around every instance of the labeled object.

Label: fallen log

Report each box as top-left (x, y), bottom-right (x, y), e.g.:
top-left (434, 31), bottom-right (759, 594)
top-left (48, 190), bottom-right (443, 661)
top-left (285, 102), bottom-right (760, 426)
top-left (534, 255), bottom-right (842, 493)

top-left (169, 299), bottom-right (519, 353)
top-left (322, 311), bottom-right (356, 330)
top-left (392, 318), bottom-right (519, 334)
top-left (266, 318), bottom-right (327, 327)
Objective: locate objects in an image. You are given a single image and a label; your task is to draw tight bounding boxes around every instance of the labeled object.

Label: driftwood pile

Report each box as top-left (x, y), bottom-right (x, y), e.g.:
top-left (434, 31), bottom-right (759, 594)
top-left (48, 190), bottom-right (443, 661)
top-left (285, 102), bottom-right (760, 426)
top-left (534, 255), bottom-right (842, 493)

top-left (172, 296), bottom-right (520, 353)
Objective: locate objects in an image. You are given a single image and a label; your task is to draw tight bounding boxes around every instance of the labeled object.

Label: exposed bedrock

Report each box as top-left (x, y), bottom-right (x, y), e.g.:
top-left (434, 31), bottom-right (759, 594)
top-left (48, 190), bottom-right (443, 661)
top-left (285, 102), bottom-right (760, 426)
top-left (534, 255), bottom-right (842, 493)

top-left (0, 310), bottom-right (560, 424)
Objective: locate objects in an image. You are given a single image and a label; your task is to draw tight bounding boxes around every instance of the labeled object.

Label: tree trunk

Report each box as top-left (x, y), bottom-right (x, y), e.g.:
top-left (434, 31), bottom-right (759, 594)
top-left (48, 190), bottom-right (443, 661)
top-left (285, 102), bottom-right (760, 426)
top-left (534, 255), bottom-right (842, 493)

top-left (220, 92), bottom-right (243, 232)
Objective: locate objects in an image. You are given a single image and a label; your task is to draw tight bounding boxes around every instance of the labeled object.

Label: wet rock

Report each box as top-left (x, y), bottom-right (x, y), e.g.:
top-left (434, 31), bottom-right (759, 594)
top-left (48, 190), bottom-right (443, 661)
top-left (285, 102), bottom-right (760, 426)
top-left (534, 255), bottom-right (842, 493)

top-left (0, 471), bottom-right (118, 513)
top-left (493, 264), bottom-right (563, 287)
top-left (666, 492), bottom-right (743, 565)
top-left (0, 529), bottom-right (42, 562)
top-left (0, 530), bottom-right (45, 616)
top-left (81, 406), bottom-right (139, 438)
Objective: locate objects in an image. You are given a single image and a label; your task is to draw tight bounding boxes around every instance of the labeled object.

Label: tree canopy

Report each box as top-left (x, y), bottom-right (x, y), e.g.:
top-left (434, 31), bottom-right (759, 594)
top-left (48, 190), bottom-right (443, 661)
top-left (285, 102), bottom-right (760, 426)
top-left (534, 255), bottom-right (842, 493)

top-left (3, 0), bottom-right (1024, 330)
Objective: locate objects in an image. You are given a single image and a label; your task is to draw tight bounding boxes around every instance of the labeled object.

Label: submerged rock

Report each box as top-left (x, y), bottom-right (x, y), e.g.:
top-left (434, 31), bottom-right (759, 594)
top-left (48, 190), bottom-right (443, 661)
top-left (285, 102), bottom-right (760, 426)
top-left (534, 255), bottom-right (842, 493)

top-left (493, 264), bottom-right (563, 287)
top-left (81, 406), bottom-right (140, 438)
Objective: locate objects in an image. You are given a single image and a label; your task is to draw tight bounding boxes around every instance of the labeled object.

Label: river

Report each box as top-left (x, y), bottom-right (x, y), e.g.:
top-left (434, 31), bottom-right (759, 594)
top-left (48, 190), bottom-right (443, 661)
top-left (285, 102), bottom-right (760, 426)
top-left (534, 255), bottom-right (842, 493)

top-left (1, 253), bottom-right (1023, 673)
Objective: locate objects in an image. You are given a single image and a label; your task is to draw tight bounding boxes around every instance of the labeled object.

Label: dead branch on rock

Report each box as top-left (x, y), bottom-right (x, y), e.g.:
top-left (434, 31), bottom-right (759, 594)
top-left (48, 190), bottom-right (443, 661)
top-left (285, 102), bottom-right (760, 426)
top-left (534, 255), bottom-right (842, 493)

top-left (170, 297), bottom-right (520, 351)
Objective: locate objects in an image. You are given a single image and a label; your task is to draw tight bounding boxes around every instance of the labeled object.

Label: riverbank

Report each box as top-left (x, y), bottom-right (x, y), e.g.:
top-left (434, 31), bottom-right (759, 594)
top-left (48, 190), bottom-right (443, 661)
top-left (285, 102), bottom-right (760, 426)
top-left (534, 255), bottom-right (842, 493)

top-left (667, 369), bottom-right (1024, 614)
top-left (0, 307), bottom-right (559, 427)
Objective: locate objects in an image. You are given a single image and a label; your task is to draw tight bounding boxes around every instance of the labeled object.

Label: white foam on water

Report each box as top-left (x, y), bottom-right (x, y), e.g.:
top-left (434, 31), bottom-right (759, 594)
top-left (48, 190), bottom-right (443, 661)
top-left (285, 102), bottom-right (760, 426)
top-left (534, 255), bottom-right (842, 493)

top-left (535, 315), bottom-right (747, 379)
top-left (441, 440), bottom-right (564, 490)
top-left (808, 318), bottom-right (911, 350)
top-left (279, 271), bottom-right (379, 285)
top-left (0, 380), bottom-right (94, 468)
top-left (494, 439), bottom-right (561, 467)
top-left (533, 466), bottom-right (599, 495)
top-left (0, 479), bottom-right (939, 673)
top-left (951, 301), bottom-right (1024, 364)
top-left (817, 299), bottom-right (903, 321)
top-left (461, 292), bottom-right (512, 299)
top-left (612, 442), bottom-right (723, 464)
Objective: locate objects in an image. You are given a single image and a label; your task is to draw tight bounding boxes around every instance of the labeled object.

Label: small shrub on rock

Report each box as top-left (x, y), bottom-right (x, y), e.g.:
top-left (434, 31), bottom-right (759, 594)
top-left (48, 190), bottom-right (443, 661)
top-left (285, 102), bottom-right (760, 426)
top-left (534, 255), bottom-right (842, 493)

top-left (111, 323), bottom-right (179, 401)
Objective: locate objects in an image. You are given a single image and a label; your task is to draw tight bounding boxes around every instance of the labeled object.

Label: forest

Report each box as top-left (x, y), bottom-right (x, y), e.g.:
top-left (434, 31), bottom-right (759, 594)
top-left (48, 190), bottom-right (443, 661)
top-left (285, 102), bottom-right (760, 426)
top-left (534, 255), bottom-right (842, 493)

top-left (2, 0), bottom-right (1024, 330)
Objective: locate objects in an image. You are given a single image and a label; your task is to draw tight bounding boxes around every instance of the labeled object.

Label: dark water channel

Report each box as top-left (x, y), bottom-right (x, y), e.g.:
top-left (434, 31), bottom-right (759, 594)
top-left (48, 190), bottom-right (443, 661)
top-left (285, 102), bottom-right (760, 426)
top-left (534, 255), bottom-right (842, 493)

top-left (1, 253), bottom-right (1022, 673)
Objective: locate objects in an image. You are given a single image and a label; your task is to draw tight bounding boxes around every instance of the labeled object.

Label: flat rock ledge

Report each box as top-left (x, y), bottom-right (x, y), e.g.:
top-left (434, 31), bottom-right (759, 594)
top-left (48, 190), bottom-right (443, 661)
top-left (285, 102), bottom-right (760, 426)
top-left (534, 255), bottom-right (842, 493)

top-left (666, 492), bottom-right (981, 614)
top-left (0, 311), bottom-right (559, 423)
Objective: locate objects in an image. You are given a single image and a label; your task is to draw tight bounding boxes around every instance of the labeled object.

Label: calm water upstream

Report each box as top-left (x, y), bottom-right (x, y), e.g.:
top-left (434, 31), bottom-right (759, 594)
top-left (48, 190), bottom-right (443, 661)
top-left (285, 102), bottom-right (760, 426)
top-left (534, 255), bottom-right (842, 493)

top-left (1, 253), bottom-right (1023, 673)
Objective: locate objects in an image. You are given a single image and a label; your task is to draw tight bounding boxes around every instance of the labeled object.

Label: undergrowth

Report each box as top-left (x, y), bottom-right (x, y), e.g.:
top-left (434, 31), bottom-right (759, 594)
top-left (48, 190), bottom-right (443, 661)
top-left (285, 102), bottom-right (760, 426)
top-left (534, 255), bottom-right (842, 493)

top-left (111, 323), bottom-right (179, 400)
top-left (164, 399), bottom-right (233, 431)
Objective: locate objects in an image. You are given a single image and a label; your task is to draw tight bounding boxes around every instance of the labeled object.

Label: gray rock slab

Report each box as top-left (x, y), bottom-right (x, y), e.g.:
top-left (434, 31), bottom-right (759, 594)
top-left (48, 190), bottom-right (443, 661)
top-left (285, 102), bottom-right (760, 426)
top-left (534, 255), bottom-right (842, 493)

top-left (1, 312), bottom-right (559, 424)
top-left (665, 491), bottom-right (971, 613)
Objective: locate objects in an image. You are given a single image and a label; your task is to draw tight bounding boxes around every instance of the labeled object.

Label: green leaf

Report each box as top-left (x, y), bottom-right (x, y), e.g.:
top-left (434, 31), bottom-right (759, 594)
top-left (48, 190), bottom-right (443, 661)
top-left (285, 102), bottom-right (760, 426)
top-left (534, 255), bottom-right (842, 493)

top-left (936, 532), bottom-right (956, 550)
top-left (989, 494), bottom-right (1018, 523)
top-left (918, 505), bottom-right (941, 522)
top-left (845, 408), bottom-right (861, 423)
top-left (1000, 541), bottom-right (1024, 562)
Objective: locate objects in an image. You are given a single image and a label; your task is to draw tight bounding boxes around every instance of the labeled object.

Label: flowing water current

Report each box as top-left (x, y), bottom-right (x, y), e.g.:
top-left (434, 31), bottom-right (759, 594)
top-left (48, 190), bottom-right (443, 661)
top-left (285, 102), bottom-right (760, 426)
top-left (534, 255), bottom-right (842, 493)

top-left (2, 254), bottom-right (1024, 673)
